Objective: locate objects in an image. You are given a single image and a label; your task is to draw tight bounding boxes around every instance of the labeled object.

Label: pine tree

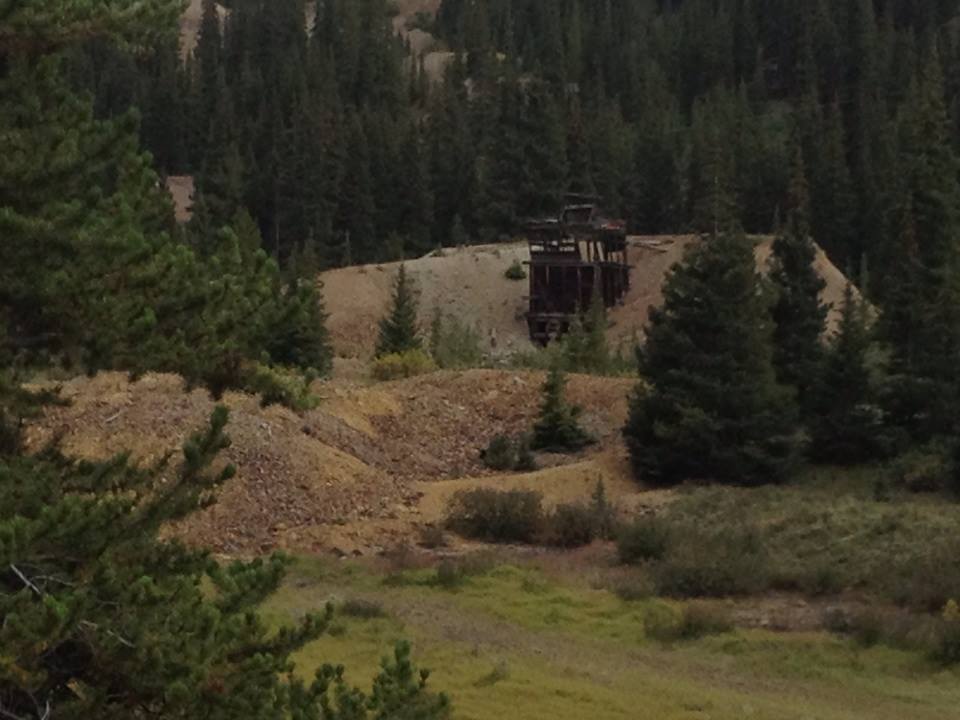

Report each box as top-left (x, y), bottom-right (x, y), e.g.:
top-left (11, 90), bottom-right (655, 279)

top-left (0, 401), bottom-right (450, 719)
top-left (809, 284), bottom-right (884, 463)
top-left (809, 101), bottom-right (857, 267)
top-left (769, 146), bottom-right (828, 412)
top-left (624, 227), bottom-right (799, 487)
top-left (880, 48), bottom-right (960, 441)
top-left (532, 361), bottom-right (592, 452)
top-left (376, 264), bottom-right (422, 357)
top-left (264, 279), bottom-right (333, 376)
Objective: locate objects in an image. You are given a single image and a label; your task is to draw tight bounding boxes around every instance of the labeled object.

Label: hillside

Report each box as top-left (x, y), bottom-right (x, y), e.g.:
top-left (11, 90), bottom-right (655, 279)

top-left (27, 369), bottom-right (641, 556)
top-left (321, 236), bottom-right (854, 359)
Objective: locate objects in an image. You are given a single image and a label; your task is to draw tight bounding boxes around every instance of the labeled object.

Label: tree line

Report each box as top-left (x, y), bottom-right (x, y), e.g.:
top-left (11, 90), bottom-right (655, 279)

top-left (71, 0), bottom-right (960, 291)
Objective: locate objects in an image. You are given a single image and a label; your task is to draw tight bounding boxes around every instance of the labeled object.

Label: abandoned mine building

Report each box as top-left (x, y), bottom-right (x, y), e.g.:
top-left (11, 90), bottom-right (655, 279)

top-left (523, 194), bottom-right (631, 345)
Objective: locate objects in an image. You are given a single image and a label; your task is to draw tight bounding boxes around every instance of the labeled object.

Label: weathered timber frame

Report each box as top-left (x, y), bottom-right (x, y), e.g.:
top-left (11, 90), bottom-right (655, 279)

top-left (524, 196), bottom-right (631, 345)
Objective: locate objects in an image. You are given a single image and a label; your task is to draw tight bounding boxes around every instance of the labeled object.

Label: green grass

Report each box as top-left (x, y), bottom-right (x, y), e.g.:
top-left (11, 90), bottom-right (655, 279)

top-left (261, 556), bottom-right (960, 720)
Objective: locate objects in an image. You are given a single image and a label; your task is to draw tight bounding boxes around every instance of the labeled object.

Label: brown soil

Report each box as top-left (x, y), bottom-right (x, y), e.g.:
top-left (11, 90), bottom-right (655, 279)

top-left (26, 373), bottom-right (415, 555)
top-left (26, 369), bottom-right (646, 557)
top-left (321, 236), bottom-right (854, 359)
top-left (165, 175), bottom-right (194, 223)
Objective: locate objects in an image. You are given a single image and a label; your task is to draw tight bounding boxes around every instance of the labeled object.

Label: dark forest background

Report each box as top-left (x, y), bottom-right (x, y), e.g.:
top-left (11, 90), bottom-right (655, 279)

top-left (70, 0), bottom-right (960, 288)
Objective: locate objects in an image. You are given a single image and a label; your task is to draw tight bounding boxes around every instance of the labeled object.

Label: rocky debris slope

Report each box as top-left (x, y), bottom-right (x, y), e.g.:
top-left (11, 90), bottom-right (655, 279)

top-left (26, 369), bottom-right (635, 555)
top-left (27, 373), bottom-right (415, 554)
top-left (319, 236), bottom-right (855, 359)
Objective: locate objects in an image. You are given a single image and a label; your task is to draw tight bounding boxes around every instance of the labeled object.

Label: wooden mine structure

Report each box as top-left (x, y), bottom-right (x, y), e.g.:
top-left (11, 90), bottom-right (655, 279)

top-left (524, 194), bottom-right (631, 345)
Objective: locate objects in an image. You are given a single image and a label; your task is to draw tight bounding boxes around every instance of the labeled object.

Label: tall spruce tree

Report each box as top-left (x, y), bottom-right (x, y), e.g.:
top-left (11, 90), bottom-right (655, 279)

top-left (769, 146), bottom-right (828, 412)
top-left (624, 227), bottom-right (799, 487)
top-left (376, 264), bottom-right (422, 356)
top-left (880, 49), bottom-right (960, 441)
top-left (809, 283), bottom-right (884, 463)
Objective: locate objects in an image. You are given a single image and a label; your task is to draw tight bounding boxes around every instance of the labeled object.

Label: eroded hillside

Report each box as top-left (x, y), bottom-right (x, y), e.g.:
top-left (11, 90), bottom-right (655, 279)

top-left (321, 236), bottom-right (855, 358)
top-left (27, 369), bottom-right (645, 556)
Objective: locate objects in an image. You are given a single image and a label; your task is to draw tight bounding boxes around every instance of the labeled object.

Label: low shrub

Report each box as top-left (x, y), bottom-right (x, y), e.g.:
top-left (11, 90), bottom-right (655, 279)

top-left (504, 260), bottom-right (527, 281)
top-left (676, 602), bottom-right (734, 640)
top-left (847, 609), bottom-right (885, 648)
top-left (456, 551), bottom-right (498, 578)
top-left (341, 598), bottom-right (386, 619)
top-left (892, 443), bottom-right (952, 493)
top-left (932, 620), bottom-right (960, 667)
top-left (514, 435), bottom-right (538, 472)
top-left (643, 601), bottom-right (733, 642)
top-left (544, 503), bottom-right (597, 548)
top-left (431, 553), bottom-right (497, 590)
top-left (777, 561), bottom-right (844, 597)
top-left (247, 363), bottom-right (318, 411)
top-left (888, 542), bottom-right (960, 612)
top-left (609, 573), bottom-right (655, 602)
top-left (932, 600), bottom-right (960, 666)
top-left (617, 517), bottom-right (670, 564)
top-left (653, 526), bottom-right (769, 598)
top-left (418, 524), bottom-right (447, 549)
top-left (643, 603), bottom-right (682, 642)
top-left (430, 312), bottom-right (486, 369)
top-left (481, 434), bottom-right (516, 471)
top-left (446, 489), bottom-right (543, 543)
top-left (371, 349), bottom-right (437, 381)
top-left (434, 559), bottom-right (465, 589)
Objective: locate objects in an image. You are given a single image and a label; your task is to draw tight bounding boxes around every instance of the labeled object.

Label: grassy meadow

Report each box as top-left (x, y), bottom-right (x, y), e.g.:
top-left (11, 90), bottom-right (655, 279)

top-left (263, 553), bottom-right (960, 720)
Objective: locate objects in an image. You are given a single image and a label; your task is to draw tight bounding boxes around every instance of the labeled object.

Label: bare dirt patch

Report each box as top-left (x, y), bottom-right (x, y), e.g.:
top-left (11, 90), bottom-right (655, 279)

top-left (320, 237), bottom-right (854, 359)
top-left (27, 373), bottom-right (415, 555)
top-left (365, 369), bottom-right (633, 481)
top-left (26, 369), bottom-right (643, 556)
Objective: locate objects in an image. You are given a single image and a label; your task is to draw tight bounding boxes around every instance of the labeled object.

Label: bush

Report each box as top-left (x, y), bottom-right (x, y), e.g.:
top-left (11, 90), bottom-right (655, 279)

top-left (515, 435), bottom-right (538, 471)
top-left (847, 609), bottom-right (885, 648)
top-left (418, 525), bottom-right (447, 549)
top-left (778, 561), bottom-right (844, 597)
top-left (544, 503), bottom-right (598, 548)
top-left (643, 603), bottom-right (683, 642)
top-left (504, 260), bottom-right (527, 281)
top-left (932, 602), bottom-right (960, 666)
top-left (434, 560), bottom-right (465, 589)
top-left (247, 363), bottom-right (318, 411)
top-left (643, 601), bottom-right (733, 642)
top-left (481, 434), bottom-right (516, 471)
top-left (430, 311), bottom-right (486, 369)
top-left (892, 443), bottom-right (952, 493)
top-left (480, 434), bottom-right (538, 473)
top-left (609, 573), bottom-right (655, 601)
top-left (446, 489), bottom-right (543, 544)
top-left (676, 602), bottom-right (734, 640)
top-left (888, 542), bottom-right (960, 612)
top-left (341, 599), bottom-right (386, 619)
top-left (653, 526), bottom-right (769, 598)
top-left (431, 553), bottom-right (497, 590)
top-left (617, 517), bottom-right (670, 564)
top-left (371, 349), bottom-right (437, 381)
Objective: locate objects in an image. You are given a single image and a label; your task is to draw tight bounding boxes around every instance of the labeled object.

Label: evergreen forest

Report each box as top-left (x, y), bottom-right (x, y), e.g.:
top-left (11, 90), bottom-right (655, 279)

top-left (4, 1), bottom-right (960, 717)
